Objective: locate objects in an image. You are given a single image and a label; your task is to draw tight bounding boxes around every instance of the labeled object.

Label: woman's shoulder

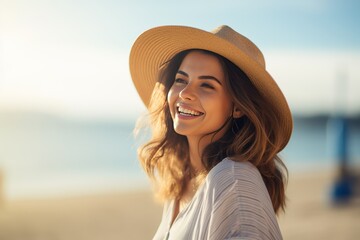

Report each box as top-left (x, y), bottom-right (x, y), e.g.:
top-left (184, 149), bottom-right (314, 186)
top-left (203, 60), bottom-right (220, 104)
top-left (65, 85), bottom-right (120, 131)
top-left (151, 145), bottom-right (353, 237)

top-left (205, 158), bottom-right (268, 201)
top-left (203, 159), bottom-right (281, 240)
top-left (207, 158), bottom-right (262, 183)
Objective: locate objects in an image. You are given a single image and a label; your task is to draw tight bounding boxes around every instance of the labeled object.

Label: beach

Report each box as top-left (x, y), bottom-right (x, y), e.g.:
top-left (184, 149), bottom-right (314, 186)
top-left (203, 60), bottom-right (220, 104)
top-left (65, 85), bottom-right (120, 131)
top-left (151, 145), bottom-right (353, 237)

top-left (279, 168), bottom-right (360, 240)
top-left (0, 168), bottom-right (359, 240)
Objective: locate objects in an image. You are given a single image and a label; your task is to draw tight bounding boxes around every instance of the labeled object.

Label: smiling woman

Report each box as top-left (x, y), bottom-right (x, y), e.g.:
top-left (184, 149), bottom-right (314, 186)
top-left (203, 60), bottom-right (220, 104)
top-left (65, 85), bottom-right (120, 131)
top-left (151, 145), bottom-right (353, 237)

top-left (130, 25), bottom-right (293, 240)
top-left (167, 50), bottom-right (235, 144)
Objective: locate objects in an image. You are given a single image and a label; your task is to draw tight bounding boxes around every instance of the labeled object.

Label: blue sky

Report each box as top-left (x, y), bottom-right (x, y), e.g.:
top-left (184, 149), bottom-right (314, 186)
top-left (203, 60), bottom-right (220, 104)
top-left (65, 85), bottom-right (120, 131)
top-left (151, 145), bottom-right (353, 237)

top-left (1, 0), bottom-right (360, 119)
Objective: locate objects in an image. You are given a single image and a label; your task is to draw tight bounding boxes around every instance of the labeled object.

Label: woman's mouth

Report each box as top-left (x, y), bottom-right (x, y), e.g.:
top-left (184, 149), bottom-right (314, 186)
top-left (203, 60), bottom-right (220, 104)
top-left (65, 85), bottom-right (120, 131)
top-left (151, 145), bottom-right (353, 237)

top-left (177, 106), bottom-right (204, 117)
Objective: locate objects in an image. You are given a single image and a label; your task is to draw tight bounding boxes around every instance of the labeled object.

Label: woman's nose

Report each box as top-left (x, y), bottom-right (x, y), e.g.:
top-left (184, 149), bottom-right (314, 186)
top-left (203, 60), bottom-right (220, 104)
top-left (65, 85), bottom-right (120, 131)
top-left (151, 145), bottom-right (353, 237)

top-left (179, 84), bottom-right (196, 100)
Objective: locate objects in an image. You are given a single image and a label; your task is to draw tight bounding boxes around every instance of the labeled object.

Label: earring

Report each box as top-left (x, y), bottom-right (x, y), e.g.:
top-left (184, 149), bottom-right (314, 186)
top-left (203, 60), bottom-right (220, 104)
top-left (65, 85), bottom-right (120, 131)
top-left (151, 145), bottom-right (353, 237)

top-left (232, 107), bottom-right (243, 118)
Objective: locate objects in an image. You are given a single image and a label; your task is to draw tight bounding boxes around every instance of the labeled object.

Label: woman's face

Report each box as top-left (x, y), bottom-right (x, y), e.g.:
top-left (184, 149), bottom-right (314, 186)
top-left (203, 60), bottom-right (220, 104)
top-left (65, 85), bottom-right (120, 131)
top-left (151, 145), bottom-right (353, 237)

top-left (167, 51), bottom-right (233, 139)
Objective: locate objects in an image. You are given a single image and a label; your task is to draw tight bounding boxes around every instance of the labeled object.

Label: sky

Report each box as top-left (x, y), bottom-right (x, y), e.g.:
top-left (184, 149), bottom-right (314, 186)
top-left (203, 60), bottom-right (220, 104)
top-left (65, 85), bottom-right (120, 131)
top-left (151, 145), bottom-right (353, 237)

top-left (1, 0), bottom-right (360, 120)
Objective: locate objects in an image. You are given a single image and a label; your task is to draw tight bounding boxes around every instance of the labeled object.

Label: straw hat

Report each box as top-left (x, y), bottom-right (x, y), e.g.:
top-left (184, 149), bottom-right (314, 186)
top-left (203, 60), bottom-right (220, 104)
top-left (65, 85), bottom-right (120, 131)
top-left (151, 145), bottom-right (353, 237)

top-left (129, 25), bottom-right (292, 149)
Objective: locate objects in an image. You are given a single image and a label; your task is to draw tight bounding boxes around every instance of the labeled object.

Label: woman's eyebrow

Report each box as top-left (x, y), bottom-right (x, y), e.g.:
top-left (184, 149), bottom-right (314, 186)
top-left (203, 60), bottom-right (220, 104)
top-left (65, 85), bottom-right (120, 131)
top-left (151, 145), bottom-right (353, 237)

top-left (177, 70), bottom-right (188, 77)
top-left (176, 70), bottom-right (222, 85)
top-left (198, 75), bottom-right (222, 85)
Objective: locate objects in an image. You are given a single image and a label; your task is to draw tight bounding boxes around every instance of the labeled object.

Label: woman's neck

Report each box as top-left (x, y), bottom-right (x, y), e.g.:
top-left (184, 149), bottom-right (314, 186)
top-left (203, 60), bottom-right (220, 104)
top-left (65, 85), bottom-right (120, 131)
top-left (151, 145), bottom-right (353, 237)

top-left (187, 136), bottom-right (209, 173)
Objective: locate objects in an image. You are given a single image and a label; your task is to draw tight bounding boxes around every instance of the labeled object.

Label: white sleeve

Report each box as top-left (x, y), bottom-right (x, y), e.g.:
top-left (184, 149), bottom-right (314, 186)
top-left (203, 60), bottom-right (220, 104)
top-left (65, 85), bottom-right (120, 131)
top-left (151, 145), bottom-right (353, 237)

top-left (206, 162), bottom-right (283, 240)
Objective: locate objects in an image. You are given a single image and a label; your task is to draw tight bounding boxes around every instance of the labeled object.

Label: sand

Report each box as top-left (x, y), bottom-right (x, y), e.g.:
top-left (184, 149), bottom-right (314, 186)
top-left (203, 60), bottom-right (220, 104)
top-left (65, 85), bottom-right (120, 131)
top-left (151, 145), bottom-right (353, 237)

top-left (279, 169), bottom-right (360, 240)
top-left (0, 169), bottom-right (359, 240)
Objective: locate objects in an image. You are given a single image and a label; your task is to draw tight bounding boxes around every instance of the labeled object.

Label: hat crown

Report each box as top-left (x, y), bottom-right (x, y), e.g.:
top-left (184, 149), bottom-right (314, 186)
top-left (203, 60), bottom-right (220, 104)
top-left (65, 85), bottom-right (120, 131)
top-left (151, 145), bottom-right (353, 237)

top-left (212, 25), bottom-right (265, 68)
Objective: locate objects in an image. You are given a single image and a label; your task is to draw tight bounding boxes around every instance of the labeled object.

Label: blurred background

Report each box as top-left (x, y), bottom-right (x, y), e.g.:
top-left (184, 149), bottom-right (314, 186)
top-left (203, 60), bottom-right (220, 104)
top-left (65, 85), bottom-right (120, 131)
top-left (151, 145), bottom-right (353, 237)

top-left (0, 0), bottom-right (359, 239)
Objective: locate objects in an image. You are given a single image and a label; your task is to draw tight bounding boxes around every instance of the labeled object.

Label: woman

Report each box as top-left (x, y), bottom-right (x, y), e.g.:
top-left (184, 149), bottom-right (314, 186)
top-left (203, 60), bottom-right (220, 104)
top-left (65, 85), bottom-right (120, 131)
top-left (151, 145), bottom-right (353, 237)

top-left (129, 25), bottom-right (292, 240)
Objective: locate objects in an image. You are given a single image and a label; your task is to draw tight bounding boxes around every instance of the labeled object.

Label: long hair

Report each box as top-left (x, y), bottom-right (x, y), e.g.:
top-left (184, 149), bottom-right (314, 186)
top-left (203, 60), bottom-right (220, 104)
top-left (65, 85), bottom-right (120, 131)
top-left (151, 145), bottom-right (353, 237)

top-left (136, 49), bottom-right (288, 214)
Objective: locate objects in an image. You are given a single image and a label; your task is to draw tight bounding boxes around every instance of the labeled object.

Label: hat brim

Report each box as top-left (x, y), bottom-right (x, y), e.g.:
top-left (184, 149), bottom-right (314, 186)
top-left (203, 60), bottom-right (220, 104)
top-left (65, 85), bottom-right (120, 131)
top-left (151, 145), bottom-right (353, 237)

top-left (129, 25), bottom-right (292, 149)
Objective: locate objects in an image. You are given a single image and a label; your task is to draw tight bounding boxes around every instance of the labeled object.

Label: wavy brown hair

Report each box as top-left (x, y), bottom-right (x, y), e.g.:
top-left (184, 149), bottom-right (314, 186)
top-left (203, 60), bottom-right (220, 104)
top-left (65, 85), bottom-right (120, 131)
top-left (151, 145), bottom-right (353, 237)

top-left (136, 49), bottom-right (288, 214)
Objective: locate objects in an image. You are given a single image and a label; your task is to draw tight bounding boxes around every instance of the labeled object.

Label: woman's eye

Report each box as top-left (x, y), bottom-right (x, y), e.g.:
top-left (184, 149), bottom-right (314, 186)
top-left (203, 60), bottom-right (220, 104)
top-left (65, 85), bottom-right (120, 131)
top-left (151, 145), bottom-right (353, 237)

top-left (201, 83), bottom-right (215, 89)
top-left (175, 78), bottom-right (187, 84)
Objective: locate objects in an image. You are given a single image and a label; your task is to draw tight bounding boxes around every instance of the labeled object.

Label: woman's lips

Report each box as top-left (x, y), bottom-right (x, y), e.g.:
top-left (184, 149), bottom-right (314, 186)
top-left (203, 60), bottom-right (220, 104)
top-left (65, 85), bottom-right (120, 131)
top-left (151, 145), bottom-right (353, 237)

top-left (176, 105), bottom-right (204, 119)
top-left (177, 106), bottom-right (204, 116)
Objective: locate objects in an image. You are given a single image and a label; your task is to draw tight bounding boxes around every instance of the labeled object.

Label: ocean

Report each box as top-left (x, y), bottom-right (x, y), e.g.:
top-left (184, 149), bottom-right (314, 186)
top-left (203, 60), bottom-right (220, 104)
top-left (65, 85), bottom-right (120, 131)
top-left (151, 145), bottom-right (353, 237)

top-left (0, 112), bottom-right (359, 199)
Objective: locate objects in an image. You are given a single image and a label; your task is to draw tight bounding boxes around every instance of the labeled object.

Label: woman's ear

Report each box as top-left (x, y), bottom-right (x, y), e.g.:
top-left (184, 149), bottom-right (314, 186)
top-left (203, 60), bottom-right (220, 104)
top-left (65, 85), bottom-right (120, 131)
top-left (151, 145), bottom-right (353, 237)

top-left (232, 107), bottom-right (243, 118)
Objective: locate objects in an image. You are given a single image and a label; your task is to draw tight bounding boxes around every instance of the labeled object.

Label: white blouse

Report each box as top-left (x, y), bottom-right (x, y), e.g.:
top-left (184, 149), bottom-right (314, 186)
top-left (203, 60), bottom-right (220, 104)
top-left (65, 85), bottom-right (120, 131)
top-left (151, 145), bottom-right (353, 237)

top-left (153, 158), bottom-right (283, 240)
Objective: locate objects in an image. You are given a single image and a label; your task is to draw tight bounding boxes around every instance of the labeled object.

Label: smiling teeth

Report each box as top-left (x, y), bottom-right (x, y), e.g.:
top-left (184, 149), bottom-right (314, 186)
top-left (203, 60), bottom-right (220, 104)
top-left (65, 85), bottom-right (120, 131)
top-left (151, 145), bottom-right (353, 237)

top-left (178, 106), bottom-right (203, 116)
